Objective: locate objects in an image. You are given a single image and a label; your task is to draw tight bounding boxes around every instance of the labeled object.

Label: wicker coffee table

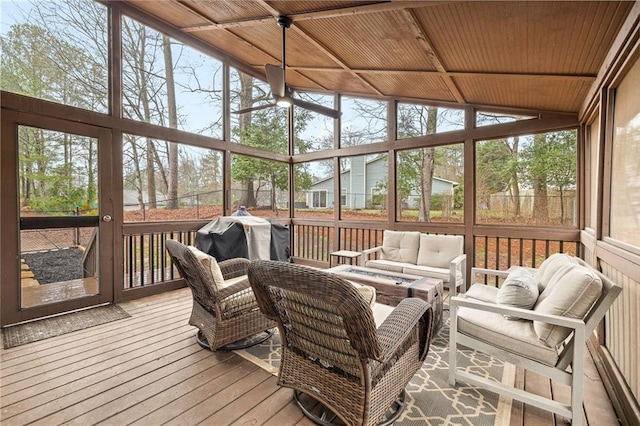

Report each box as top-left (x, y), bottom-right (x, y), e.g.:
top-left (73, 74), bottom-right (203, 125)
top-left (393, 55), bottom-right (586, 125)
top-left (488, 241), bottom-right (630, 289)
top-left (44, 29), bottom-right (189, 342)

top-left (326, 265), bottom-right (444, 333)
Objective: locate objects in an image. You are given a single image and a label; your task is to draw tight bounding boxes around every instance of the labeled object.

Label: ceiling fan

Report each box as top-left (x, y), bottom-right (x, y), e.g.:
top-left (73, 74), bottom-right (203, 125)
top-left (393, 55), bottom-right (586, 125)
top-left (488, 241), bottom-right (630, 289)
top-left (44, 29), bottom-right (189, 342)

top-left (232, 16), bottom-right (341, 119)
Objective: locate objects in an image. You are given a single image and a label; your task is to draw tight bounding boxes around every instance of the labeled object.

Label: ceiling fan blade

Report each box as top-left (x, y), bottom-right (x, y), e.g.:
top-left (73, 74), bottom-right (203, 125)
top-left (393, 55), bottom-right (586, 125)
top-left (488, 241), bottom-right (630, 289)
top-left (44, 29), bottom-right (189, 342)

top-left (232, 103), bottom-right (275, 114)
top-left (265, 64), bottom-right (285, 98)
top-left (292, 98), bottom-right (341, 119)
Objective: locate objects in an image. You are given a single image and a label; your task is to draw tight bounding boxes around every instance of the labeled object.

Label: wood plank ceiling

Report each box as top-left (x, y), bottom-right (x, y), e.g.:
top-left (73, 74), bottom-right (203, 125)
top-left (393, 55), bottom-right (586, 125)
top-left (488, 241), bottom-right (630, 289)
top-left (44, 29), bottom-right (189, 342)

top-left (120, 0), bottom-right (634, 114)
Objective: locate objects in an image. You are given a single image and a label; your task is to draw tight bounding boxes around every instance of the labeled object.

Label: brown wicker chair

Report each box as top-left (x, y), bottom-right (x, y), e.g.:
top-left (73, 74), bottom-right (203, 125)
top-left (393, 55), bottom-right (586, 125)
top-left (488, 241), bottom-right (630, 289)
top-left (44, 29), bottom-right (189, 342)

top-left (165, 239), bottom-right (275, 351)
top-left (248, 260), bottom-right (435, 426)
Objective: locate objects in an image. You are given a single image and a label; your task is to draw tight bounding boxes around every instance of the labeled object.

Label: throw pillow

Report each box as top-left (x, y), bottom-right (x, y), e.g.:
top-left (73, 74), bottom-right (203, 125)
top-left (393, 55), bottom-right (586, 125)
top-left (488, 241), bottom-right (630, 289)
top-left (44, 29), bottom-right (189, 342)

top-left (533, 253), bottom-right (579, 293)
top-left (533, 263), bottom-right (602, 347)
top-left (187, 246), bottom-right (226, 289)
top-left (497, 267), bottom-right (538, 320)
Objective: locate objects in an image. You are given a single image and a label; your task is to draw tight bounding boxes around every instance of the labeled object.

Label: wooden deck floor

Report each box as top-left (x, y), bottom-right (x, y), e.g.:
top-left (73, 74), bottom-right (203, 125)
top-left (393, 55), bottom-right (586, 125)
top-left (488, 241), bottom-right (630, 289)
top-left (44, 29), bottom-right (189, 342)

top-left (0, 288), bottom-right (619, 426)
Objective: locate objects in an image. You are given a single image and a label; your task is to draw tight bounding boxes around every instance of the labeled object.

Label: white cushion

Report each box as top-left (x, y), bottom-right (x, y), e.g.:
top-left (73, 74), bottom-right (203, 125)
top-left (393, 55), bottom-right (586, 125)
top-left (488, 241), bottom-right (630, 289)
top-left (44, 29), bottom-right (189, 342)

top-left (465, 283), bottom-right (499, 303)
top-left (416, 234), bottom-right (463, 268)
top-left (497, 268), bottom-right (538, 319)
top-left (457, 306), bottom-right (559, 366)
top-left (348, 282), bottom-right (377, 307)
top-left (533, 263), bottom-right (603, 347)
top-left (379, 231), bottom-right (420, 264)
top-left (187, 246), bottom-right (225, 289)
top-left (534, 253), bottom-right (580, 293)
top-left (365, 259), bottom-right (407, 274)
top-left (402, 264), bottom-right (463, 284)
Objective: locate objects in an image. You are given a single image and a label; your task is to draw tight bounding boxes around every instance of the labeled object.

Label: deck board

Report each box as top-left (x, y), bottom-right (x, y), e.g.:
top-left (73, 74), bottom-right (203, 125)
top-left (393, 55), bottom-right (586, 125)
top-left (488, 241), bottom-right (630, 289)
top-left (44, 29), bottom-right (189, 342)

top-left (0, 288), bottom-right (619, 426)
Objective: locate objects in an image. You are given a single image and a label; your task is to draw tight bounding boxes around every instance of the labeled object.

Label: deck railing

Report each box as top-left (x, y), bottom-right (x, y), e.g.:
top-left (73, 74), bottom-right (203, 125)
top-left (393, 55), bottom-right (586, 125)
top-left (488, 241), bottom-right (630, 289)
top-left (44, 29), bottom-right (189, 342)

top-left (121, 221), bottom-right (580, 291)
top-left (123, 228), bottom-right (197, 288)
top-left (474, 235), bottom-right (578, 286)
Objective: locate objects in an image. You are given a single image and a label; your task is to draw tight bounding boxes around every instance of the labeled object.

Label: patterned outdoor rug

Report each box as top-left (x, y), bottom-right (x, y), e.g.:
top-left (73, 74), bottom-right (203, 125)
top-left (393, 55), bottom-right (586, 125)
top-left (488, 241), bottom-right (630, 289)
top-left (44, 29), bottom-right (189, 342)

top-left (2, 304), bottom-right (131, 349)
top-left (234, 317), bottom-right (514, 426)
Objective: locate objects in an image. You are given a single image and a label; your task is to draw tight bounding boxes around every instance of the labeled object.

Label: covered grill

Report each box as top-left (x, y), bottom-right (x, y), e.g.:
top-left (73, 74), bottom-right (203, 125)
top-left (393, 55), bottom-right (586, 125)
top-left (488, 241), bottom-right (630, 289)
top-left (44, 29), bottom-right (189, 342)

top-left (195, 216), bottom-right (290, 262)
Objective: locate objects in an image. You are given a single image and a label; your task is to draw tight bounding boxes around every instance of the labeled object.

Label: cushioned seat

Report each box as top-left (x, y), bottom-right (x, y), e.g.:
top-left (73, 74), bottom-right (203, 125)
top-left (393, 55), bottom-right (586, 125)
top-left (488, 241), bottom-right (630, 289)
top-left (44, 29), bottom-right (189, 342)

top-left (449, 255), bottom-right (622, 426)
top-left (362, 230), bottom-right (466, 295)
top-left (457, 306), bottom-right (560, 366)
top-left (248, 260), bottom-right (436, 426)
top-left (165, 239), bottom-right (276, 351)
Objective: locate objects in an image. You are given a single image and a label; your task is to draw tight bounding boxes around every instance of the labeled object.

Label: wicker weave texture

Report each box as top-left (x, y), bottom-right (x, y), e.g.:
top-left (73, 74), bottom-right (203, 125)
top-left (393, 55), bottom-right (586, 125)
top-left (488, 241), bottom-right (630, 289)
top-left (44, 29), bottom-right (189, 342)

top-left (165, 240), bottom-right (275, 351)
top-left (248, 259), bottom-right (435, 426)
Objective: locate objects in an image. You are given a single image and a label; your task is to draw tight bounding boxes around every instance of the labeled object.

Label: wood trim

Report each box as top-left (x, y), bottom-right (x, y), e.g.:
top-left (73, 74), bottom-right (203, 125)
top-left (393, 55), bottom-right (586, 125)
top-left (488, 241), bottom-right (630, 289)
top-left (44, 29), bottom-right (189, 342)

top-left (580, 1), bottom-right (640, 119)
top-left (597, 240), bottom-right (640, 279)
top-left (20, 216), bottom-right (99, 230)
top-left (109, 6), bottom-right (122, 118)
top-left (112, 128), bottom-right (125, 302)
top-left (387, 99), bottom-right (397, 228)
top-left (0, 109), bottom-right (20, 326)
top-left (183, 1), bottom-right (438, 31)
top-left (288, 66), bottom-right (597, 82)
top-left (589, 341), bottom-right (640, 426)
top-left (0, 92), bottom-right (290, 162)
top-left (601, 87), bottom-right (615, 239)
top-left (122, 220), bottom-right (208, 234)
top-left (472, 226), bottom-right (580, 241)
top-left (293, 112), bottom-right (578, 164)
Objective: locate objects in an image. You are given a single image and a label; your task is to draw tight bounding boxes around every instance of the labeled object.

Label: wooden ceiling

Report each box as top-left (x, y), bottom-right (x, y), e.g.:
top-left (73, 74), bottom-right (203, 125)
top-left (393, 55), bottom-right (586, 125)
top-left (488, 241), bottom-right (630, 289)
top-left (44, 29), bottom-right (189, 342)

top-left (120, 0), bottom-right (634, 114)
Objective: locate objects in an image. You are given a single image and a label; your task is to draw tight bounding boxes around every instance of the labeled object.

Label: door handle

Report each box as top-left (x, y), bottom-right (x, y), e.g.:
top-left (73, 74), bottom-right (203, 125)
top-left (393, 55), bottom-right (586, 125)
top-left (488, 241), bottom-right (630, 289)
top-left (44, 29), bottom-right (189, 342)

top-left (102, 215), bottom-right (112, 222)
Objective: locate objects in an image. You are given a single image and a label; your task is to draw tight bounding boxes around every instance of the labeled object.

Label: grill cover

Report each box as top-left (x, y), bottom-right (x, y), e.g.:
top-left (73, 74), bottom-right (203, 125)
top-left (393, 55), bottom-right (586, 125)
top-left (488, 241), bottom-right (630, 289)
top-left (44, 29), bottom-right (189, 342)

top-left (195, 216), bottom-right (290, 262)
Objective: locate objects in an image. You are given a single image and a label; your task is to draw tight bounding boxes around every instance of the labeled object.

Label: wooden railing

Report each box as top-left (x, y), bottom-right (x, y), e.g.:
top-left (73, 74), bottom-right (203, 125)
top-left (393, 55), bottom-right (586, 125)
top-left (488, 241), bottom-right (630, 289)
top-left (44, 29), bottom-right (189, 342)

top-left (121, 221), bottom-right (580, 291)
top-left (474, 235), bottom-right (579, 287)
top-left (123, 228), bottom-right (198, 288)
top-left (292, 223), bottom-right (334, 263)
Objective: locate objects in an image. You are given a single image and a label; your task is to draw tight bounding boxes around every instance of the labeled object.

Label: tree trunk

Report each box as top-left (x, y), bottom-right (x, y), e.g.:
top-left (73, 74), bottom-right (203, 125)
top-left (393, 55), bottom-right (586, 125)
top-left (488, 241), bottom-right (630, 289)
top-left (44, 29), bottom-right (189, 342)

top-left (532, 134), bottom-right (549, 222)
top-left (239, 73), bottom-right (257, 207)
top-left (418, 107), bottom-right (437, 222)
top-left (129, 137), bottom-right (145, 211)
top-left (145, 137), bottom-right (157, 209)
top-left (87, 138), bottom-right (95, 209)
top-left (162, 35), bottom-right (179, 209)
top-left (509, 136), bottom-right (520, 218)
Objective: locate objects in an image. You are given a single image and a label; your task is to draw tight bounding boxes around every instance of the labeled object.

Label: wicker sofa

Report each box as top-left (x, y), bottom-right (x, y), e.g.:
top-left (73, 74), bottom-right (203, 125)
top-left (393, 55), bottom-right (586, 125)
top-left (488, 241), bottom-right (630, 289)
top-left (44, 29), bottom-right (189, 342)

top-left (361, 230), bottom-right (466, 296)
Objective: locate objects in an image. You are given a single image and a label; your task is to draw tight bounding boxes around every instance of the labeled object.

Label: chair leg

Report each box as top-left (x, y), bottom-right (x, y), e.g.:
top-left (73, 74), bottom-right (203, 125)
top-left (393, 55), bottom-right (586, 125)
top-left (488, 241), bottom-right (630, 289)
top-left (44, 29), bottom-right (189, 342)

top-left (448, 305), bottom-right (458, 385)
top-left (293, 389), bottom-right (408, 426)
top-left (196, 328), bottom-right (276, 351)
top-left (571, 328), bottom-right (586, 426)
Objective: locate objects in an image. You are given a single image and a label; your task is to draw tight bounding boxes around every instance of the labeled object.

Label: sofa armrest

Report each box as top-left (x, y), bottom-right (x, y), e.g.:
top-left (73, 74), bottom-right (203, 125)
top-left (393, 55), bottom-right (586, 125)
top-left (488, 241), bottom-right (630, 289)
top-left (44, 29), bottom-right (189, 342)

top-left (361, 246), bottom-right (382, 265)
top-left (471, 267), bottom-right (509, 278)
top-left (218, 258), bottom-right (250, 280)
top-left (449, 254), bottom-right (467, 297)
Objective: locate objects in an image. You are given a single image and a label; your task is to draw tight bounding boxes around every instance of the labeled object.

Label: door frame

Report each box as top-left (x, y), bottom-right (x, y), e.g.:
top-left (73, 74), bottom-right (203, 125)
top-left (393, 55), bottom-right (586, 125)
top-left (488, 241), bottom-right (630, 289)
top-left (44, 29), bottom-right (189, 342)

top-left (0, 110), bottom-right (115, 326)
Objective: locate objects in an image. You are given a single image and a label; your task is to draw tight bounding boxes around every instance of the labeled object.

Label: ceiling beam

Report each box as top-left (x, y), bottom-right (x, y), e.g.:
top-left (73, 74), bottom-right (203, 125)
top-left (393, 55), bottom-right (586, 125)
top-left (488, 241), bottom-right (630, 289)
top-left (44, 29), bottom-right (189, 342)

top-left (400, 9), bottom-right (466, 104)
top-left (283, 66), bottom-right (597, 82)
top-left (182, 1), bottom-right (439, 32)
top-left (290, 26), bottom-right (385, 96)
top-left (175, 0), bottom-right (281, 66)
top-left (251, 0), bottom-right (385, 96)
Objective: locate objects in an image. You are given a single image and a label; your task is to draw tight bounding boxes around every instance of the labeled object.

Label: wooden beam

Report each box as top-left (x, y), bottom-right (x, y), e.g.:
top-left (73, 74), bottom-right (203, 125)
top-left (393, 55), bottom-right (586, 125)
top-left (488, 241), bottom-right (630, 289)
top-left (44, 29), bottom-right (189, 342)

top-left (182, 1), bottom-right (440, 32)
top-left (282, 67), bottom-right (597, 83)
top-left (401, 9), bottom-right (466, 104)
top-left (290, 26), bottom-right (384, 96)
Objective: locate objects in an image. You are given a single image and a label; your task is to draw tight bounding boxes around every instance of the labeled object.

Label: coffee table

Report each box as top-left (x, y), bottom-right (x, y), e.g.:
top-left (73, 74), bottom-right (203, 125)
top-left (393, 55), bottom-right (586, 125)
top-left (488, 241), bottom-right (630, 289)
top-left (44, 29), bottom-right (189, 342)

top-left (326, 265), bottom-right (443, 333)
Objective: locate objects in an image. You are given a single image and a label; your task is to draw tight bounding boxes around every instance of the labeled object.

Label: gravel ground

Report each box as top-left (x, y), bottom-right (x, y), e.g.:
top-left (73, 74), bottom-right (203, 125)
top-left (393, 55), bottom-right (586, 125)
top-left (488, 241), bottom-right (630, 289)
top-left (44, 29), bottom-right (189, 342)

top-left (21, 248), bottom-right (84, 284)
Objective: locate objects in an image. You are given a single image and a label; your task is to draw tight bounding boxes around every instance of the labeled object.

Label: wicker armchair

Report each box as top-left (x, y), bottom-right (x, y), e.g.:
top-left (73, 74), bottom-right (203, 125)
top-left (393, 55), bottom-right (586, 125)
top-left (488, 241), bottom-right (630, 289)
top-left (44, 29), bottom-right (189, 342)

top-left (248, 260), bottom-right (435, 426)
top-left (165, 240), bottom-right (275, 351)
